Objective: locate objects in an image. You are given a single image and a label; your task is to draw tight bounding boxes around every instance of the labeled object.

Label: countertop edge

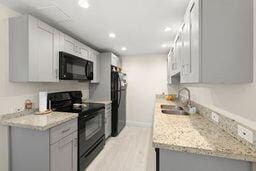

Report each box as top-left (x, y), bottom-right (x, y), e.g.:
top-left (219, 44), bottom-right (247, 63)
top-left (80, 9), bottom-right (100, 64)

top-left (1, 114), bottom-right (78, 131)
top-left (153, 142), bottom-right (256, 162)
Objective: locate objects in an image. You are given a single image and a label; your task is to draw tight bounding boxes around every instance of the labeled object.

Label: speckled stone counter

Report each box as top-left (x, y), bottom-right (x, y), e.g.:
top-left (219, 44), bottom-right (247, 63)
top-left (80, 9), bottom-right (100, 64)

top-left (153, 98), bottom-right (256, 162)
top-left (0, 111), bottom-right (78, 131)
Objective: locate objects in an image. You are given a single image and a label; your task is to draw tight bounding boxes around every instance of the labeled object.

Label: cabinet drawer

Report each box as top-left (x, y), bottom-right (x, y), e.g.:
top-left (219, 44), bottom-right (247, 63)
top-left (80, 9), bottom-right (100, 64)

top-left (50, 119), bottom-right (77, 144)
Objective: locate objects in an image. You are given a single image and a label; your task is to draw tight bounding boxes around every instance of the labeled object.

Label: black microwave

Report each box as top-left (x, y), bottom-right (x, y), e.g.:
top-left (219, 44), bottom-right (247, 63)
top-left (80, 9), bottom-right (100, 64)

top-left (59, 52), bottom-right (93, 81)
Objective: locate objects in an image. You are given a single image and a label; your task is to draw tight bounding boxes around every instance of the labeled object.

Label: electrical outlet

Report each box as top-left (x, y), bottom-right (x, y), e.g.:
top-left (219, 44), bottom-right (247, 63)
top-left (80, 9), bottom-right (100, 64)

top-left (238, 125), bottom-right (254, 144)
top-left (211, 112), bottom-right (219, 123)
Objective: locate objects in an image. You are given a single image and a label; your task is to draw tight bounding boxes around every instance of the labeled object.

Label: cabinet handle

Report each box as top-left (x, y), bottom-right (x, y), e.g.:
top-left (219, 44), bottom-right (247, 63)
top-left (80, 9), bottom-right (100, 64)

top-left (61, 128), bottom-right (71, 134)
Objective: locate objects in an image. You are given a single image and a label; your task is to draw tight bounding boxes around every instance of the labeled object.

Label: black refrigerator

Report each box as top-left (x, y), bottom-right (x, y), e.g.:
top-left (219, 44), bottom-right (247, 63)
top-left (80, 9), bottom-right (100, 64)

top-left (111, 71), bottom-right (127, 137)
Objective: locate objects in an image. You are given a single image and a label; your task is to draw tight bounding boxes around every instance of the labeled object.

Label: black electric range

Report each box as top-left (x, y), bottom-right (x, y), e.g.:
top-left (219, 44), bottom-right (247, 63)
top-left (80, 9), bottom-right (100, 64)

top-left (48, 91), bottom-right (105, 171)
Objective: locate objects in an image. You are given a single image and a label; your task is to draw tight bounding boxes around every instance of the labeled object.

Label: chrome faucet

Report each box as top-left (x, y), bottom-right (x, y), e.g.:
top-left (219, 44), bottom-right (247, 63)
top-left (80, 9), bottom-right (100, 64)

top-left (178, 87), bottom-right (191, 107)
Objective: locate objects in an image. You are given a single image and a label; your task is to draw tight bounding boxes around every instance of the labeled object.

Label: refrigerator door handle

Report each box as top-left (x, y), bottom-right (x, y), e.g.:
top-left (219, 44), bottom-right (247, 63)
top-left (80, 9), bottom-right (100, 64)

top-left (118, 76), bottom-right (122, 108)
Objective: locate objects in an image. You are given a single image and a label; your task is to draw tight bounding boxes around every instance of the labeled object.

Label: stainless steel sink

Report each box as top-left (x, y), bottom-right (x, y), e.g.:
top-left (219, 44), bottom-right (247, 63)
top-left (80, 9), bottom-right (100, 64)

top-left (161, 109), bottom-right (188, 115)
top-left (161, 105), bottom-right (183, 110)
top-left (160, 105), bottom-right (176, 109)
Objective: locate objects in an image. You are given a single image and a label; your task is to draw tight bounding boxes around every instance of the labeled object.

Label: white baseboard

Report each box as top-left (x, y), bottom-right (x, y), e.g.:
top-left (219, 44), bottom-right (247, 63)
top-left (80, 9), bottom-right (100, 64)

top-left (126, 120), bottom-right (152, 128)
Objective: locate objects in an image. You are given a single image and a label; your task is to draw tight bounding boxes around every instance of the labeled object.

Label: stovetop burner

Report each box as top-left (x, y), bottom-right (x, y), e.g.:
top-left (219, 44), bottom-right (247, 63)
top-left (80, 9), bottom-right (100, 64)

top-left (71, 102), bottom-right (105, 115)
top-left (48, 91), bottom-right (105, 117)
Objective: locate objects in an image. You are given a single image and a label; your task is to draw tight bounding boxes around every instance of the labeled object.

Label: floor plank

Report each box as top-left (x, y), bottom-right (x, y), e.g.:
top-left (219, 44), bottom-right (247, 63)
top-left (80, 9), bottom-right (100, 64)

top-left (86, 126), bottom-right (155, 171)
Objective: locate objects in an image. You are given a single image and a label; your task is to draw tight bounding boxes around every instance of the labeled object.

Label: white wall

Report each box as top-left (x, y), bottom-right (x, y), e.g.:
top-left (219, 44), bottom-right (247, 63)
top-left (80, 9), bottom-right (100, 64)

top-left (168, 0), bottom-right (256, 127)
top-left (122, 54), bottom-right (167, 127)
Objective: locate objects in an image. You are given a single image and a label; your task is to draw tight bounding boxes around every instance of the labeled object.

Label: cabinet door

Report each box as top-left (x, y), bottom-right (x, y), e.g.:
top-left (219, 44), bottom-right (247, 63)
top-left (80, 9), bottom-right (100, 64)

top-left (90, 52), bottom-right (100, 83)
top-left (181, 0), bottom-right (200, 83)
top-left (72, 132), bottom-right (78, 171)
top-left (176, 34), bottom-right (182, 73)
top-left (95, 53), bottom-right (101, 82)
top-left (80, 44), bottom-right (90, 60)
top-left (188, 0), bottom-right (200, 83)
top-left (167, 51), bottom-right (172, 84)
top-left (29, 16), bottom-right (59, 82)
top-left (111, 54), bottom-right (119, 67)
top-left (50, 132), bottom-right (77, 171)
top-left (172, 39), bottom-right (178, 72)
top-left (180, 12), bottom-right (191, 83)
top-left (105, 111), bottom-right (112, 138)
top-left (63, 34), bottom-right (76, 55)
top-left (117, 57), bottom-right (122, 68)
top-left (170, 47), bottom-right (175, 75)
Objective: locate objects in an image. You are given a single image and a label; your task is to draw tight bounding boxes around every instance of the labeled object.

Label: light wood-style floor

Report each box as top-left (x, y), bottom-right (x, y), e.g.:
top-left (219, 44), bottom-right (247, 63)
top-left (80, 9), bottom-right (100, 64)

top-left (86, 126), bottom-right (155, 171)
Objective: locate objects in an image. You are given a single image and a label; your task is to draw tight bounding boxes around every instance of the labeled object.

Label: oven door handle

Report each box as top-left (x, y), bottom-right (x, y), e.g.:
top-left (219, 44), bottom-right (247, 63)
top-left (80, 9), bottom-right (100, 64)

top-left (83, 112), bottom-right (101, 120)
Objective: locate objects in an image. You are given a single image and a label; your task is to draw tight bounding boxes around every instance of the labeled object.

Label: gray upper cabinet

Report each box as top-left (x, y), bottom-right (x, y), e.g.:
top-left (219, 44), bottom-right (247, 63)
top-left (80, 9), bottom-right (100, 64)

top-left (181, 0), bottom-right (200, 83)
top-left (170, 0), bottom-right (253, 84)
top-left (79, 43), bottom-right (90, 61)
top-left (10, 14), bottom-right (100, 83)
top-left (111, 53), bottom-right (122, 68)
top-left (167, 49), bottom-right (172, 84)
top-left (9, 15), bottom-right (60, 82)
top-left (60, 33), bottom-right (76, 55)
top-left (90, 51), bottom-right (100, 83)
top-left (60, 33), bottom-right (90, 61)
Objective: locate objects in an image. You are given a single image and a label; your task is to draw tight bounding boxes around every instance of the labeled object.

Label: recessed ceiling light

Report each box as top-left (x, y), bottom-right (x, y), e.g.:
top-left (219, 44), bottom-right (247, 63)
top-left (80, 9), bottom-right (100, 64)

top-left (162, 44), bottom-right (168, 48)
top-left (121, 47), bottom-right (127, 51)
top-left (164, 27), bottom-right (172, 32)
top-left (78, 0), bottom-right (90, 9)
top-left (109, 33), bottom-right (116, 38)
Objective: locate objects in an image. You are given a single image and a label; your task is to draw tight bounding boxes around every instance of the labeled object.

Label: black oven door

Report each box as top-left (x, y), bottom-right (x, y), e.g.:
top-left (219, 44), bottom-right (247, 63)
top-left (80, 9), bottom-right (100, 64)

top-left (78, 109), bottom-right (105, 157)
top-left (59, 51), bottom-right (90, 80)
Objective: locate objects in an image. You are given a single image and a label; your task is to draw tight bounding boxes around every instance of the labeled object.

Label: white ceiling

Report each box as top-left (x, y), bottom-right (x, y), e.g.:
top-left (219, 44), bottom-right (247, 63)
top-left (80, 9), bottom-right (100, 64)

top-left (0, 0), bottom-right (190, 56)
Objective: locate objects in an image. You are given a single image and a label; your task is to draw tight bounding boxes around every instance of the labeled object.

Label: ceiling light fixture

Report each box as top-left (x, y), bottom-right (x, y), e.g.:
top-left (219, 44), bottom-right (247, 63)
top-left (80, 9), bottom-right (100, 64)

top-left (162, 44), bottom-right (167, 48)
top-left (78, 0), bottom-right (90, 9)
top-left (164, 27), bottom-right (172, 32)
top-left (121, 47), bottom-right (127, 51)
top-left (109, 33), bottom-right (116, 38)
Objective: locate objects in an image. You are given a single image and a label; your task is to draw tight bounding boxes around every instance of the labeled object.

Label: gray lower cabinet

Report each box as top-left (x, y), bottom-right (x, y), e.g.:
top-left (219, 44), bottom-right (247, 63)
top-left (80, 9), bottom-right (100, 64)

top-left (105, 104), bottom-right (112, 139)
top-left (157, 149), bottom-right (252, 171)
top-left (10, 119), bottom-right (77, 171)
top-left (50, 132), bottom-right (77, 171)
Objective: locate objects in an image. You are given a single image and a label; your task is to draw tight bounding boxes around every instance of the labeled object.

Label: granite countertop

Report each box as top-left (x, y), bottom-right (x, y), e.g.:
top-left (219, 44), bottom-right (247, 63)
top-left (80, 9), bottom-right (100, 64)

top-left (0, 111), bottom-right (78, 131)
top-left (84, 100), bottom-right (112, 105)
top-left (153, 98), bottom-right (256, 162)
